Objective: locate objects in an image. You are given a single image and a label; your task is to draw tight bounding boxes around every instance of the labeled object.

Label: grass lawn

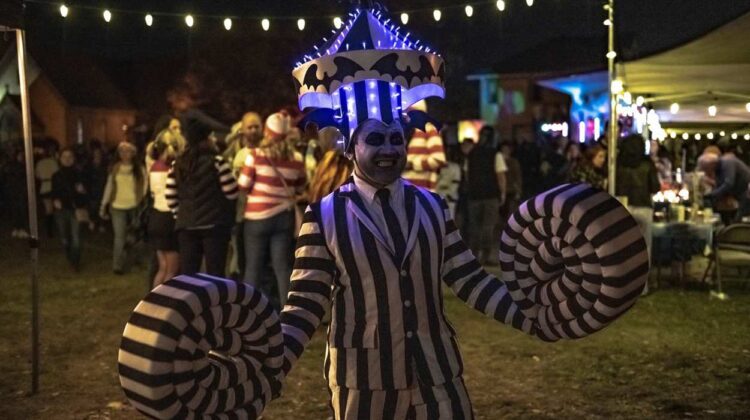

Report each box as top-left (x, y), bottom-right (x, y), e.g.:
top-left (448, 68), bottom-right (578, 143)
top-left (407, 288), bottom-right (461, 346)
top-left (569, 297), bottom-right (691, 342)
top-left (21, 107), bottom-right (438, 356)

top-left (1, 232), bottom-right (749, 419)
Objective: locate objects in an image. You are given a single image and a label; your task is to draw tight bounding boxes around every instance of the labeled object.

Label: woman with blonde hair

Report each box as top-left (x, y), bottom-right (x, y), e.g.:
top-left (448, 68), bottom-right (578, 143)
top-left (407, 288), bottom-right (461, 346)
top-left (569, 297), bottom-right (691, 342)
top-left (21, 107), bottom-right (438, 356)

top-left (100, 141), bottom-right (147, 274)
top-left (238, 112), bottom-right (306, 307)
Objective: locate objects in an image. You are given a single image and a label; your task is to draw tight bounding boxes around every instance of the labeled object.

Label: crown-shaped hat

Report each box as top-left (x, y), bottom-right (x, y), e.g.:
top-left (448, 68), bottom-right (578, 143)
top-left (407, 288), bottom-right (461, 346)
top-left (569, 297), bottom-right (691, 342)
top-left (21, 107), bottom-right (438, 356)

top-left (292, 8), bottom-right (445, 148)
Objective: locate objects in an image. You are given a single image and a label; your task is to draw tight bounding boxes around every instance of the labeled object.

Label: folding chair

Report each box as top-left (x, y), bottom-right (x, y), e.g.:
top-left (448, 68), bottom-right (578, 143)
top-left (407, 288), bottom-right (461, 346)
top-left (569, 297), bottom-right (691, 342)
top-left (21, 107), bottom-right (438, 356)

top-left (712, 223), bottom-right (750, 294)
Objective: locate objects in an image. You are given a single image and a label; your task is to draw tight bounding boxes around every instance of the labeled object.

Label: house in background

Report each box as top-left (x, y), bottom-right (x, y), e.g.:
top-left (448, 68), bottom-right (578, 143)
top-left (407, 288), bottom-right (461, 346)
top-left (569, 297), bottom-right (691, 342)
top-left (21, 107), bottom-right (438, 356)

top-left (467, 37), bottom-right (608, 143)
top-left (0, 42), bottom-right (136, 148)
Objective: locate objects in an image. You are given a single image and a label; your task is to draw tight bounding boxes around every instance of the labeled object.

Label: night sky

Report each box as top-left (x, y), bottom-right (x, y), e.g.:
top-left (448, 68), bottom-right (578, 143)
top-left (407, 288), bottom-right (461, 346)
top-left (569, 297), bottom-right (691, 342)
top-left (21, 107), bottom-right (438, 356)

top-left (18, 0), bottom-right (750, 123)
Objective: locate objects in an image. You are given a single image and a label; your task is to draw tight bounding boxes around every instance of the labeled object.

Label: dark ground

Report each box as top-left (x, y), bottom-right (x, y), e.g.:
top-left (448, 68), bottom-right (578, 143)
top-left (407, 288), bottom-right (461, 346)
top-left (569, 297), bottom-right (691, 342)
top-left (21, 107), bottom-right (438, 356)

top-left (1, 230), bottom-right (749, 419)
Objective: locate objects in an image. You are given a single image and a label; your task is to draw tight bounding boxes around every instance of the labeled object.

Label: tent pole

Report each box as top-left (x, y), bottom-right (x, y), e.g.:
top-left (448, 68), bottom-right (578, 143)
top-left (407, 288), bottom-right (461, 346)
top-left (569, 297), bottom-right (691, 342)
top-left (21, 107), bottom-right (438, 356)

top-left (16, 28), bottom-right (41, 395)
top-left (607, 0), bottom-right (617, 196)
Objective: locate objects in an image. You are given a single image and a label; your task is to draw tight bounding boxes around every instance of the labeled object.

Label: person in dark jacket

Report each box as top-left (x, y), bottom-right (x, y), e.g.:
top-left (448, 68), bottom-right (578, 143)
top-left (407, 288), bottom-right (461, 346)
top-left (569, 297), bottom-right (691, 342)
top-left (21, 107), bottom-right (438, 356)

top-left (51, 148), bottom-right (89, 270)
top-left (699, 152), bottom-right (750, 222)
top-left (616, 134), bottom-right (660, 207)
top-left (165, 111), bottom-right (238, 276)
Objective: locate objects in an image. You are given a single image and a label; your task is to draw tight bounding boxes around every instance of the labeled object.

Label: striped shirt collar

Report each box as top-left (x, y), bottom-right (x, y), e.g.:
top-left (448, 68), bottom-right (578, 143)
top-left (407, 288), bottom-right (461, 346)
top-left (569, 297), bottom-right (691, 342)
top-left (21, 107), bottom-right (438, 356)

top-left (352, 173), bottom-right (404, 206)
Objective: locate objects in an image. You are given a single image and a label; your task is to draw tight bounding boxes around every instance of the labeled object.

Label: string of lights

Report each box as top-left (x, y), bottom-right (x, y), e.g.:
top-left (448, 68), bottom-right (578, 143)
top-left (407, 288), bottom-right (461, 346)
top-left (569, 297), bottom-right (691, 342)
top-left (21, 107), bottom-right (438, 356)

top-left (25, 0), bottom-right (534, 30)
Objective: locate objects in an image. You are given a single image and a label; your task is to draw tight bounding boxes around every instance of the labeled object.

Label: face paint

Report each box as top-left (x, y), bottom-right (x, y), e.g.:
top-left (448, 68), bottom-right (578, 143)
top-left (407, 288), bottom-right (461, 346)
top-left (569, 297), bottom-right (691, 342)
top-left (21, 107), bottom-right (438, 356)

top-left (352, 119), bottom-right (406, 188)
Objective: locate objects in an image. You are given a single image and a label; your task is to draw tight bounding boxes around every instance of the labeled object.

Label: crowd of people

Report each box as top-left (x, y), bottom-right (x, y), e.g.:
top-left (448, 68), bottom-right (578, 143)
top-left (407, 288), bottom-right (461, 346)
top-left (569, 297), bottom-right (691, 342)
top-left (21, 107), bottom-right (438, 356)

top-left (2, 109), bottom-right (749, 305)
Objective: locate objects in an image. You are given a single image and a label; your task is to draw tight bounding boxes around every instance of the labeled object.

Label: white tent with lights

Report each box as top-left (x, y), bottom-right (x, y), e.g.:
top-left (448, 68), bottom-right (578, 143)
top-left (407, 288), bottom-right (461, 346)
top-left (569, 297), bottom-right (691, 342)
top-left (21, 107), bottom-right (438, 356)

top-left (617, 11), bottom-right (750, 124)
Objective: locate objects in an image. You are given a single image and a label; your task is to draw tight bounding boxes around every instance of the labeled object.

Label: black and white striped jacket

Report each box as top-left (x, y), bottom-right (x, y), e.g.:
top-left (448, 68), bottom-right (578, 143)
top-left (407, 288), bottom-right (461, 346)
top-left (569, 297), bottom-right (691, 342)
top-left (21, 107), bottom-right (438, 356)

top-left (279, 178), bottom-right (534, 391)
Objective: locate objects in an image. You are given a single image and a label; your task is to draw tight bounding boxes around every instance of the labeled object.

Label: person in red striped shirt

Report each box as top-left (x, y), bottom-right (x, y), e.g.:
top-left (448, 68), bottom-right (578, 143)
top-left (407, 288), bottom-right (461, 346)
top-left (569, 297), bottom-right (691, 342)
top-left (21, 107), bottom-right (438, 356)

top-left (238, 112), bottom-right (306, 307)
top-left (402, 102), bottom-right (446, 192)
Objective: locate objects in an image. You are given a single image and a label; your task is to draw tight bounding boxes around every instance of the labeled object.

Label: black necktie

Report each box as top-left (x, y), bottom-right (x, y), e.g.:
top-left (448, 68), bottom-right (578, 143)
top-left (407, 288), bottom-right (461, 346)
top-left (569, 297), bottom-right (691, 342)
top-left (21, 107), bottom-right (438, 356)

top-left (376, 188), bottom-right (406, 260)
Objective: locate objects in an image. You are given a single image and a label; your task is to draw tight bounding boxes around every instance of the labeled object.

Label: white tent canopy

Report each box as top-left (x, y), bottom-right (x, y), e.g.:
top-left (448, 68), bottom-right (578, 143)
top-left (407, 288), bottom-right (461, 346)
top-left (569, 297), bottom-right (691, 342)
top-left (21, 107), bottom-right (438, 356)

top-left (618, 11), bottom-right (750, 124)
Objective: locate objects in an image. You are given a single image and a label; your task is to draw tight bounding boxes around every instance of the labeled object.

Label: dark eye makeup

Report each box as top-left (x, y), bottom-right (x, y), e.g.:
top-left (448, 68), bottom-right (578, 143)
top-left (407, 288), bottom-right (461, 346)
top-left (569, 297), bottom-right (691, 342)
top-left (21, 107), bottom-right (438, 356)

top-left (363, 131), bottom-right (404, 146)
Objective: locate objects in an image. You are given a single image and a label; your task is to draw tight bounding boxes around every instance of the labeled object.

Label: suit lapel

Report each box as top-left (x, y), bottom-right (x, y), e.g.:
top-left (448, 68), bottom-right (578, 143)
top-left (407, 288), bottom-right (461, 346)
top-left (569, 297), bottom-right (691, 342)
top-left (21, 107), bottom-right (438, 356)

top-left (339, 182), bottom-right (395, 255)
top-left (403, 184), bottom-right (421, 262)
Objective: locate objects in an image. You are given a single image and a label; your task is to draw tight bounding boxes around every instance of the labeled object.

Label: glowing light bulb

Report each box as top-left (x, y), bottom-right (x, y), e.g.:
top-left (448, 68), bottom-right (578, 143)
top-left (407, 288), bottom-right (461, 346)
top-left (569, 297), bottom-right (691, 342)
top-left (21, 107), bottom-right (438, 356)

top-left (185, 15), bottom-right (194, 28)
top-left (670, 131), bottom-right (677, 139)
top-left (59, 4), bottom-right (69, 18)
top-left (333, 17), bottom-right (342, 29)
top-left (603, 19), bottom-right (612, 26)
top-left (465, 5), bottom-right (474, 17)
top-left (670, 103), bottom-right (680, 114)
top-left (746, 102), bottom-right (750, 112)
top-left (526, 0), bottom-right (535, 6)
top-left (682, 133), bottom-right (689, 140)
top-left (695, 133), bottom-right (701, 140)
top-left (261, 18), bottom-right (270, 31)
top-left (145, 14), bottom-right (153, 27)
top-left (636, 96), bottom-right (645, 106)
top-left (707, 132), bottom-right (714, 140)
top-left (400, 13), bottom-right (409, 25)
top-left (708, 105), bottom-right (717, 117)
top-left (720, 131), bottom-right (726, 136)
top-left (297, 19), bottom-right (305, 31)
top-left (606, 50), bottom-right (617, 59)
top-left (433, 9), bottom-right (442, 22)
top-left (611, 79), bottom-right (623, 94)
top-left (497, 1), bottom-right (506, 11)
top-left (745, 134), bottom-right (750, 141)
top-left (731, 133), bottom-right (738, 140)
top-left (103, 10), bottom-right (111, 23)
top-left (223, 18), bottom-right (232, 30)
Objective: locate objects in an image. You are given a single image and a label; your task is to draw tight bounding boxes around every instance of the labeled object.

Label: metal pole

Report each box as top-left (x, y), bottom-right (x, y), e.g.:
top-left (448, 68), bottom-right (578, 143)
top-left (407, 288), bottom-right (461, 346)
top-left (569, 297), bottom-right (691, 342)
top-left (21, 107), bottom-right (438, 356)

top-left (16, 29), bottom-right (41, 395)
top-left (607, 0), bottom-right (617, 196)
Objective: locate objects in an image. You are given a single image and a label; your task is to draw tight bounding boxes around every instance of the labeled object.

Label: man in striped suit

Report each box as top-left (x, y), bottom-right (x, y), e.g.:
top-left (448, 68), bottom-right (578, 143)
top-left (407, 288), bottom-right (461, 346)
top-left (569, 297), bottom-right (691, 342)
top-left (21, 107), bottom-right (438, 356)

top-left (279, 118), bottom-right (535, 419)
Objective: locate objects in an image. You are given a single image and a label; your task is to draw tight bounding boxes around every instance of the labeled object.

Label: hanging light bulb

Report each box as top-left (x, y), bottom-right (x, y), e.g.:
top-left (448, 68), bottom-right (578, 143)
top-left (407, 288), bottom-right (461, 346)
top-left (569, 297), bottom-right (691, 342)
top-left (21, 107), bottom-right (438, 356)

top-left (669, 131), bottom-right (677, 139)
top-left (745, 134), bottom-right (750, 141)
top-left (433, 9), bottom-right (442, 22)
top-left (636, 96), bottom-right (645, 106)
top-left (400, 13), bottom-right (409, 25)
top-left (59, 4), bottom-right (69, 18)
top-left (694, 133), bottom-right (701, 140)
top-left (731, 133), bottom-right (738, 140)
top-left (223, 18), bottom-right (232, 31)
top-left (670, 103), bottom-right (680, 114)
top-left (261, 18), bottom-right (270, 31)
top-left (497, 1), bottom-right (506, 11)
top-left (720, 131), bottom-right (726, 136)
top-left (746, 102), bottom-right (750, 112)
top-left (297, 18), bottom-right (306, 31)
top-left (682, 133), bottom-right (689, 140)
top-left (707, 132), bottom-right (714, 140)
top-left (610, 79), bottom-right (623, 94)
top-left (145, 14), bottom-right (153, 27)
top-left (333, 17), bottom-right (342, 29)
top-left (103, 10), bottom-right (111, 23)
top-left (708, 105), bottom-right (717, 117)
top-left (465, 5), bottom-right (474, 17)
top-left (526, 0), bottom-right (535, 6)
top-left (603, 19), bottom-right (612, 26)
top-left (606, 50), bottom-right (617, 59)
top-left (185, 14), bottom-right (194, 28)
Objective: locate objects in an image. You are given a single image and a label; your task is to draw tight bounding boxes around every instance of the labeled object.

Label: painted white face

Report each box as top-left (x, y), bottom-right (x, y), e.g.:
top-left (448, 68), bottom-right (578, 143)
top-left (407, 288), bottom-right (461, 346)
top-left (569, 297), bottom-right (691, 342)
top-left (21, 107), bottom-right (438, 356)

top-left (351, 119), bottom-right (406, 188)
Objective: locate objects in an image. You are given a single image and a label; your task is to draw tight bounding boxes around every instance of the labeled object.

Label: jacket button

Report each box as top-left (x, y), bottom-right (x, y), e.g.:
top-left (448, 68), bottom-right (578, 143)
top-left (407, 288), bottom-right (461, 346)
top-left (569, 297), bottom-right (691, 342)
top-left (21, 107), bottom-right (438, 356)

top-left (406, 331), bottom-right (413, 338)
top-left (400, 270), bottom-right (408, 277)
top-left (404, 300), bottom-right (412, 307)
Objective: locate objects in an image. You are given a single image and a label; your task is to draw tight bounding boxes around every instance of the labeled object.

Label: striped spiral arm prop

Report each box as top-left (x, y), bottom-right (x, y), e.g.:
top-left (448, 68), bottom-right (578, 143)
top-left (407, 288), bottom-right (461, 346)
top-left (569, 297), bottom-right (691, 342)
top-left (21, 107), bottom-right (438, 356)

top-left (499, 183), bottom-right (650, 341)
top-left (118, 274), bottom-right (284, 419)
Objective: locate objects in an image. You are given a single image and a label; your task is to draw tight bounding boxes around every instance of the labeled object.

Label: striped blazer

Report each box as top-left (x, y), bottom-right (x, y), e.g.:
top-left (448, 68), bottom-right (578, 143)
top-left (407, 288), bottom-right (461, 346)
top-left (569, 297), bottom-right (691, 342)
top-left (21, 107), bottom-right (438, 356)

top-left (279, 178), bottom-right (534, 391)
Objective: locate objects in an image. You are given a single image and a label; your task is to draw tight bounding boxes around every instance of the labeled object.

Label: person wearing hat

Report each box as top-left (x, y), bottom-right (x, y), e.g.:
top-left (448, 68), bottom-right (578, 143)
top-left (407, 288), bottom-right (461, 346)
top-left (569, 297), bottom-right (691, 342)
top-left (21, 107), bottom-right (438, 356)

top-left (99, 141), bottom-right (147, 274)
top-left (238, 111), bottom-right (306, 307)
top-left (165, 111), bottom-right (238, 276)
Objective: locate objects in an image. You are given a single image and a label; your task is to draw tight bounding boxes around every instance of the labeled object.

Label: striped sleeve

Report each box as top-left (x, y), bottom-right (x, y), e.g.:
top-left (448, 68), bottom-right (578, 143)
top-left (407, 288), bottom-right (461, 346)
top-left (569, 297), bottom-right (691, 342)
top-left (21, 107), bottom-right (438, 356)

top-left (214, 155), bottom-right (239, 200)
top-left (279, 205), bottom-right (336, 378)
top-left (165, 165), bottom-right (179, 215)
top-left (410, 125), bottom-right (446, 172)
top-left (439, 197), bottom-right (535, 335)
top-left (237, 151), bottom-right (255, 191)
